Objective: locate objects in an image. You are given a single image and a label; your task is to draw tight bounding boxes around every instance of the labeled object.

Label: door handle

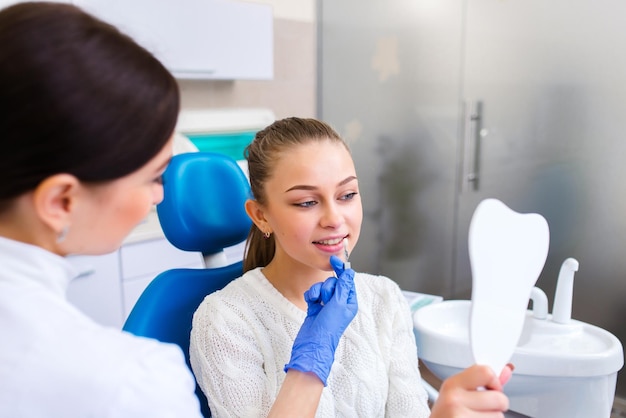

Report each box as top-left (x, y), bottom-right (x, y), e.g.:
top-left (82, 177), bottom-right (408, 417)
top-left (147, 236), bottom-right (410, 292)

top-left (461, 100), bottom-right (482, 193)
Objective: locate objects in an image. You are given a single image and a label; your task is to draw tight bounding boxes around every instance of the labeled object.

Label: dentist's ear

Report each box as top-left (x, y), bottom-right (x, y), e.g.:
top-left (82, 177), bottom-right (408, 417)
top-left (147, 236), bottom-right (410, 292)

top-left (33, 174), bottom-right (80, 236)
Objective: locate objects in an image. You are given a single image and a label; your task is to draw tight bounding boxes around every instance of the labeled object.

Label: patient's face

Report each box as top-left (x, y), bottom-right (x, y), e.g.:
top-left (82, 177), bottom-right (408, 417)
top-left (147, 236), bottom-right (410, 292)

top-left (261, 139), bottom-right (362, 274)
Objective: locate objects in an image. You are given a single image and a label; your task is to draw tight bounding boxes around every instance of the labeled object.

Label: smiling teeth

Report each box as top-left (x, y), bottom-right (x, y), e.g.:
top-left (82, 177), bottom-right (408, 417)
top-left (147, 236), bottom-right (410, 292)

top-left (316, 238), bottom-right (344, 245)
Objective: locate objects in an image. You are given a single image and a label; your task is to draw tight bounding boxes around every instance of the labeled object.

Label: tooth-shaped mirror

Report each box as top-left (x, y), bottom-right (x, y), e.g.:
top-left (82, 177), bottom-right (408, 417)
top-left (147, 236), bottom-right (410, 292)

top-left (469, 198), bottom-right (550, 376)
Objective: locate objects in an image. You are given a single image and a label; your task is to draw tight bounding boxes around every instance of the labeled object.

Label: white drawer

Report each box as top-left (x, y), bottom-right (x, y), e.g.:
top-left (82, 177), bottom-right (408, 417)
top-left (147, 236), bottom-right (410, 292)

top-left (122, 273), bottom-right (157, 319)
top-left (121, 258), bottom-right (203, 319)
top-left (120, 238), bottom-right (203, 280)
top-left (66, 251), bottom-right (124, 328)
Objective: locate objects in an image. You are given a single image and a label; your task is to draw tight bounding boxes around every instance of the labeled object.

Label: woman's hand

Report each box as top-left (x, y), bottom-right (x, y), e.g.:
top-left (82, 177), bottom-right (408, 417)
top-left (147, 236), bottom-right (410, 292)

top-left (284, 255), bottom-right (358, 385)
top-left (430, 364), bottom-right (512, 417)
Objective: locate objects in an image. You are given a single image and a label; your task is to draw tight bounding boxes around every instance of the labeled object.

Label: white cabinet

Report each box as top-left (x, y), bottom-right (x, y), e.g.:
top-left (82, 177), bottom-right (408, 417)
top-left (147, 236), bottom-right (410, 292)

top-left (73, 0), bottom-right (273, 80)
top-left (67, 251), bottom-right (124, 328)
top-left (67, 234), bottom-right (204, 329)
top-left (119, 238), bottom-right (204, 319)
top-left (1, 0), bottom-right (273, 79)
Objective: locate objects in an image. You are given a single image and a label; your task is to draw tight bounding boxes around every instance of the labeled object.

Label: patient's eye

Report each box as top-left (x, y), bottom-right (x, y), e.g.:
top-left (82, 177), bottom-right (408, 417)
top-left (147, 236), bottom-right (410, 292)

top-left (340, 192), bottom-right (358, 201)
top-left (295, 200), bottom-right (317, 208)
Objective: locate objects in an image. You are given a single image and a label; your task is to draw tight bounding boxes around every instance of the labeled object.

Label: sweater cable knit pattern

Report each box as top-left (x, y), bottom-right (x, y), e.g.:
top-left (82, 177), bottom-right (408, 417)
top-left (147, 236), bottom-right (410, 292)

top-left (189, 268), bottom-right (430, 418)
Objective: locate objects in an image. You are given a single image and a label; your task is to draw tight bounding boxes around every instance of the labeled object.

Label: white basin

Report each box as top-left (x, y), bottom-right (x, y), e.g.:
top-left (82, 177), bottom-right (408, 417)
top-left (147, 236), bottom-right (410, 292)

top-left (414, 299), bottom-right (624, 418)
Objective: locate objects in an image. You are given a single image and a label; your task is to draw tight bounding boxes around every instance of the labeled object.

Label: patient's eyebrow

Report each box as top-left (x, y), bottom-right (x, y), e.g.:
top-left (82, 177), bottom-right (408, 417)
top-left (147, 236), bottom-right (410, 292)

top-left (285, 175), bottom-right (357, 192)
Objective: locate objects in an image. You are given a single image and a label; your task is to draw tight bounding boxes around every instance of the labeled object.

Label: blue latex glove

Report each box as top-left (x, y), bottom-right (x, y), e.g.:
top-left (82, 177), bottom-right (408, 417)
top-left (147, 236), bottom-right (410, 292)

top-left (284, 255), bottom-right (358, 385)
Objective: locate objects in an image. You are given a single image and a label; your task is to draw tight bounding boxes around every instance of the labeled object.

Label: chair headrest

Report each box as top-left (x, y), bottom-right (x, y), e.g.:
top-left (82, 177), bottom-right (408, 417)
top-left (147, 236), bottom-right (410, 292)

top-left (157, 152), bottom-right (252, 254)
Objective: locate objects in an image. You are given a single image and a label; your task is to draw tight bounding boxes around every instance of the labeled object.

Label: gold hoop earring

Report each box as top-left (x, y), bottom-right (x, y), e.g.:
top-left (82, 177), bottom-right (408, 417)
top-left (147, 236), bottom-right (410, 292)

top-left (264, 231), bottom-right (271, 239)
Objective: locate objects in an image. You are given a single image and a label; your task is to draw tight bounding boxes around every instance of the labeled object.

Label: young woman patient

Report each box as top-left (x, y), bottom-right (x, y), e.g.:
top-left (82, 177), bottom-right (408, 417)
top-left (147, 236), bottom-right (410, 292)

top-left (190, 117), bottom-right (511, 417)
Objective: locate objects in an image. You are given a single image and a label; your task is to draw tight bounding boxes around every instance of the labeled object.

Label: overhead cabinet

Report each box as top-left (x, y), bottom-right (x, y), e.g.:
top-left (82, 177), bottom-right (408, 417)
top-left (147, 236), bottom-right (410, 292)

top-left (74, 0), bottom-right (273, 79)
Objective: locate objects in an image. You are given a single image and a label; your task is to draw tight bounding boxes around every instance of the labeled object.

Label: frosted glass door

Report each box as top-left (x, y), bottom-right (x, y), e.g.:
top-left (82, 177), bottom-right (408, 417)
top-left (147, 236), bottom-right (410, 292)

top-left (455, 0), bottom-right (626, 397)
top-left (319, 0), bottom-right (465, 296)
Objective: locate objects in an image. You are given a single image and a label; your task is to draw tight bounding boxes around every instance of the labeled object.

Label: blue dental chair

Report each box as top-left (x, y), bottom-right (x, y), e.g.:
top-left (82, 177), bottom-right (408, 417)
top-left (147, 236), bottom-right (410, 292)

top-left (122, 152), bottom-right (252, 418)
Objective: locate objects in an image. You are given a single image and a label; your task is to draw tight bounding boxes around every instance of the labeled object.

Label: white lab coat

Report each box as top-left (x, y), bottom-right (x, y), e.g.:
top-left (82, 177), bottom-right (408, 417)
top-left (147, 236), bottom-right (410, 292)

top-left (0, 236), bottom-right (202, 418)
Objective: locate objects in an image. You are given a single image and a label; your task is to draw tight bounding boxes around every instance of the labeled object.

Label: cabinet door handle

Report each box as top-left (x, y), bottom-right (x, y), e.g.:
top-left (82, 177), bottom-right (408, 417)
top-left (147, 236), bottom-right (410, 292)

top-left (74, 266), bottom-right (96, 279)
top-left (461, 100), bottom-right (482, 193)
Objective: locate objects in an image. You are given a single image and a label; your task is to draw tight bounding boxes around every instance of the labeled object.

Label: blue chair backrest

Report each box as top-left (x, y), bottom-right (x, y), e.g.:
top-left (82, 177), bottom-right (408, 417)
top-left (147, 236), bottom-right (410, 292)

top-left (123, 152), bottom-right (252, 418)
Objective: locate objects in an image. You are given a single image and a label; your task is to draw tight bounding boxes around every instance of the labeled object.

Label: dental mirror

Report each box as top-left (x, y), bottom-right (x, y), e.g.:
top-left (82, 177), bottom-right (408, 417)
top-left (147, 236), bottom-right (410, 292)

top-left (468, 198), bottom-right (549, 376)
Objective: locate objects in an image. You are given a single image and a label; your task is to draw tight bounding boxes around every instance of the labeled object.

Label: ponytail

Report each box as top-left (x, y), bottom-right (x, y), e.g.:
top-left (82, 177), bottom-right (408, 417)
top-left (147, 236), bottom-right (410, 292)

top-left (243, 227), bottom-right (275, 273)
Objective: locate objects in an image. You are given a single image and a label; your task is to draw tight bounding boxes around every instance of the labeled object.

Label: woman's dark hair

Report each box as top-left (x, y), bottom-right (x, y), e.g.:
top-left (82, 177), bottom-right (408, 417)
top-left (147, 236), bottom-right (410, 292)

top-left (243, 117), bottom-right (348, 272)
top-left (0, 2), bottom-right (179, 207)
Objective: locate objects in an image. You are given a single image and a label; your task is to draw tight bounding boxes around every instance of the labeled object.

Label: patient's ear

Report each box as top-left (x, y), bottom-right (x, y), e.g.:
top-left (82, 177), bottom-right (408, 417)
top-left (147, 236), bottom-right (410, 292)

top-left (245, 199), bottom-right (269, 231)
top-left (32, 174), bottom-right (80, 234)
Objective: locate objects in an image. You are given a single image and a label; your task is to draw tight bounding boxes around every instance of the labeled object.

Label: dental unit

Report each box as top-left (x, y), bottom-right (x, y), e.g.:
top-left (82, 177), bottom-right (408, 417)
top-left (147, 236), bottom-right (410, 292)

top-left (413, 199), bottom-right (624, 418)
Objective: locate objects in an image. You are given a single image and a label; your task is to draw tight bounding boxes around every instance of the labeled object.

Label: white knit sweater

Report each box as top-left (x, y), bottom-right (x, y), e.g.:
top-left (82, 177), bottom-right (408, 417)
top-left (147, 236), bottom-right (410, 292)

top-left (189, 268), bottom-right (430, 418)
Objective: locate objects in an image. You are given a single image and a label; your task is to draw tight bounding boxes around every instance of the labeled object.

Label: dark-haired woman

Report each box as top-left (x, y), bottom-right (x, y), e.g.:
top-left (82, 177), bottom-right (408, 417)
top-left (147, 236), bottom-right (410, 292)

top-left (0, 2), bottom-right (203, 417)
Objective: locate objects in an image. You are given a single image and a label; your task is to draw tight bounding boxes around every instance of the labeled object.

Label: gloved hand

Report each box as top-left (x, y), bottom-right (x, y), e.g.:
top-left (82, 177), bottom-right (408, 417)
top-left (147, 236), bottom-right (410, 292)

top-left (284, 255), bottom-right (358, 385)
